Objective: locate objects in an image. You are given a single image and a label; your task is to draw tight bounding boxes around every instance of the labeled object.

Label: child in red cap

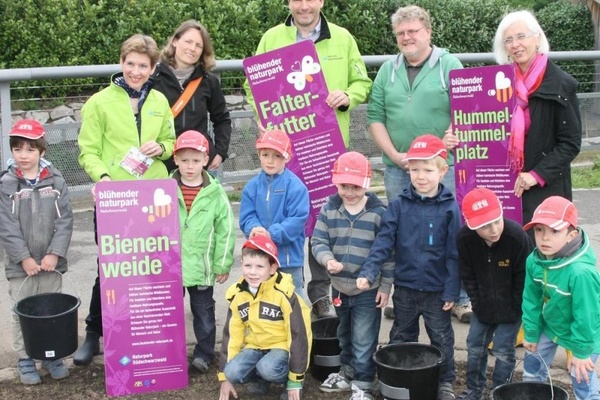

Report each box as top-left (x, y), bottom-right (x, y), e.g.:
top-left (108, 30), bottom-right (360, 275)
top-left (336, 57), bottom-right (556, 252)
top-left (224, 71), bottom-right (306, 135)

top-left (311, 151), bottom-right (393, 399)
top-left (171, 130), bottom-right (235, 374)
top-left (456, 187), bottom-right (532, 400)
top-left (521, 196), bottom-right (600, 400)
top-left (239, 129), bottom-right (309, 298)
top-left (218, 235), bottom-right (311, 400)
top-left (357, 134), bottom-right (460, 399)
top-left (0, 119), bottom-right (73, 384)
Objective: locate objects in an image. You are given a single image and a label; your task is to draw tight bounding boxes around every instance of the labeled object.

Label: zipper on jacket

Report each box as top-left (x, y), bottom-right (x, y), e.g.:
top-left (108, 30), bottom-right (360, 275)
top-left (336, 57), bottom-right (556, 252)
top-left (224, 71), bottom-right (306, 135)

top-left (428, 221), bottom-right (433, 245)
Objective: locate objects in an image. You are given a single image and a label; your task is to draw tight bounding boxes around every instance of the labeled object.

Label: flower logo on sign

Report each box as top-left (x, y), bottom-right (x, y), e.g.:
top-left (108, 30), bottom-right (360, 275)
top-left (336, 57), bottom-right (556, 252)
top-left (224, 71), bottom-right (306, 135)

top-left (142, 188), bottom-right (173, 223)
top-left (286, 55), bottom-right (321, 91)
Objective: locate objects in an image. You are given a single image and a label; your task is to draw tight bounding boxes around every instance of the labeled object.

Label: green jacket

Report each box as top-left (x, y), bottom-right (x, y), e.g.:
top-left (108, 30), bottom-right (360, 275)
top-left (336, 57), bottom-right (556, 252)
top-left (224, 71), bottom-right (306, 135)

top-left (244, 13), bottom-right (372, 146)
top-left (522, 230), bottom-right (600, 359)
top-left (367, 47), bottom-right (462, 166)
top-left (175, 170), bottom-right (235, 287)
top-left (78, 75), bottom-right (175, 182)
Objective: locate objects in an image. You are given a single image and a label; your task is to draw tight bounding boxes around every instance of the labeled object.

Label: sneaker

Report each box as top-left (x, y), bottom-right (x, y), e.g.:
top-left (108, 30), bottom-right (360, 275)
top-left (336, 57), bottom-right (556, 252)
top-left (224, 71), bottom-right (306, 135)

top-left (383, 306), bottom-right (394, 319)
top-left (247, 380), bottom-right (270, 396)
top-left (17, 358), bottom-right (41, 385)
top-left (42, 359), bottom-right (70, 380)
top-left (312, 298), bottom-right (336, 319)
top-left (350, 384), bottom-right (374, 400)
top-left (456, 389), bottom-right (483, 400)
top-left (320, 372), bottom-right (352, 392)
top-left (452, 303), bottom-right (472, 323)
top-left (438, 382), bottom-right (456, 400)
top-left (191, 357), bottom-right (209, 373)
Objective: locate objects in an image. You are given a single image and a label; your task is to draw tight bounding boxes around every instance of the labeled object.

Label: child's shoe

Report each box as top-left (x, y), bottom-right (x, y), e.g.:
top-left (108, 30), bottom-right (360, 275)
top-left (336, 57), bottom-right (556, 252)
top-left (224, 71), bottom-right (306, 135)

top-left (17, 358), bottom-right (41, 385)
top-left (319, 372), bottom-right (352, 392)
top-left (438, 382), bottom-right (456, 400)
top-left (42, 359), bottom-right (70, 380)
top-left (191, 357), bottom-right (209, 373)
top-left (349, 384), bottom-right (374, 400)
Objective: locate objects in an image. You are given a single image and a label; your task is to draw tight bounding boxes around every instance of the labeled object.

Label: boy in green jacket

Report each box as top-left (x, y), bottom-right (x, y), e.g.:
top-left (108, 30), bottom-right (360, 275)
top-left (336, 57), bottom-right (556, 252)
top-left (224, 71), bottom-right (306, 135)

top-left (521, 196), bottom-right (600, 400)
top-left (173, 130), bottom-right (235, 374)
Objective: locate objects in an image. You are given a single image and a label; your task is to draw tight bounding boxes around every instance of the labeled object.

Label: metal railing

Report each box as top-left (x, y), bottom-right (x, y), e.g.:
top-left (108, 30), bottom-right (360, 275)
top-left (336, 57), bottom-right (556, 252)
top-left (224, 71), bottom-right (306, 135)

top-left (1, 51), bottom-right (600, 193)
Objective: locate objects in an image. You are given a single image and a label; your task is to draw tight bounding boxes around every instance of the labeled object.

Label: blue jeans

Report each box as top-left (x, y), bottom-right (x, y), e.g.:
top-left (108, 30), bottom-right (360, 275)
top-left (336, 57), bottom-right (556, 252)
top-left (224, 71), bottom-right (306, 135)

top-left (523, 333), bottom-right (600, 400)
top-left (186, 286), bottom-right (216, 362)
top-left (384, 164), bottom-right (456, 201)
top-left (281, 267), bottom-right (306, 299)
top-left (466, 313), bottom-right (521, 398)
top-left (390, 286), bottom-right (455, 384)
top-left (333, 288), bottom-right (381, 389)
top-left (223, 348), bottom-right (289, 384)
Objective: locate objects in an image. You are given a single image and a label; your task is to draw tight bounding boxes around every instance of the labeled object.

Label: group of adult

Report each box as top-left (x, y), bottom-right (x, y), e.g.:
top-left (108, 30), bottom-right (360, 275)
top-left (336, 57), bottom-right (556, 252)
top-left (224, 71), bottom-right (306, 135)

top-left (72, 0), bottom-right (582, 371)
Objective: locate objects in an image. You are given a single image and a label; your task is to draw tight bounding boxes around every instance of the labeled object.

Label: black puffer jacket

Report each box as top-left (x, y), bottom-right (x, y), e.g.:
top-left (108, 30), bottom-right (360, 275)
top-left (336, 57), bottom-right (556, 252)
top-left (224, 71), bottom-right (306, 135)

top-left (457, 218), bottom-right (533, 324)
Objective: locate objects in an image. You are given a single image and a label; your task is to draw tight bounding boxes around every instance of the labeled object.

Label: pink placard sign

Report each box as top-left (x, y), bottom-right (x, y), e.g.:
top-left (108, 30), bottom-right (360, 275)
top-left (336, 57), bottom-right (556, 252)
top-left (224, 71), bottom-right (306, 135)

top-left (95, 179), bottom-right (188, 396)
top-left (450, 65), bottom-right (522, 224)
top-left (244, 40), bottom-right (346, 236)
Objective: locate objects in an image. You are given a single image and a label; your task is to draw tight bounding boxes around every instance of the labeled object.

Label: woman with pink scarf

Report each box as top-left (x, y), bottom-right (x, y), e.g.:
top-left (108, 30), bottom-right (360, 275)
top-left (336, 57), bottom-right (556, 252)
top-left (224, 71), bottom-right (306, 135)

top-left (493, 10), bottom-right (582, 227)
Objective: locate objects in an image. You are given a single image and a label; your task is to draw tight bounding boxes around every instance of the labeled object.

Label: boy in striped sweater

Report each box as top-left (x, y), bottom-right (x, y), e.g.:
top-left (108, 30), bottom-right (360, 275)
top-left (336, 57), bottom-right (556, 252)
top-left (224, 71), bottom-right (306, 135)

top-left (311, 151), bottom-right (393, 400)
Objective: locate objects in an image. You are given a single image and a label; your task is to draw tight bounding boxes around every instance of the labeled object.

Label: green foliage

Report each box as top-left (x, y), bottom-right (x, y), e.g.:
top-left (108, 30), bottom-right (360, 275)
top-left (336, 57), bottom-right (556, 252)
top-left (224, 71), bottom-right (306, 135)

top-left (0, 0), bottom-right (594, 98)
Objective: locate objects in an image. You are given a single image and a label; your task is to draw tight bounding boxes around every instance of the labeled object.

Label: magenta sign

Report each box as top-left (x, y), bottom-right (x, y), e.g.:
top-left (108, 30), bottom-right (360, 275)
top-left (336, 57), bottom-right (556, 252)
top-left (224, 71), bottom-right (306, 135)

top-left (450, 65), bottom-right (522, 224)
top-left (243, 40), bottom-right (347, 236)
top-left (95, 179), bottom-right (188, 396)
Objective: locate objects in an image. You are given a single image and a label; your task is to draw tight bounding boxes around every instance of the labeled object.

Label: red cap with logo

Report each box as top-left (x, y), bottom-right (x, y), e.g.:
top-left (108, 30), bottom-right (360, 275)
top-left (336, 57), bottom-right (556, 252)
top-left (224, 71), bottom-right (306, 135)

top-left (255, 129), bottom-right (292, 160)
top-left (332, 151), bottom-right (371, 189)
top-left (523, 196), bottom-right (578, 231)
top-left (242, 235), bottom-right (280, 268)
top-left (174, 130), bottom-right (210, 154)
top-left (405, 134), bottom-right (447, 161)
top-left (10, 119), bottom-right (45, 139)
top-left (461, 187), bottom-right (503, 229)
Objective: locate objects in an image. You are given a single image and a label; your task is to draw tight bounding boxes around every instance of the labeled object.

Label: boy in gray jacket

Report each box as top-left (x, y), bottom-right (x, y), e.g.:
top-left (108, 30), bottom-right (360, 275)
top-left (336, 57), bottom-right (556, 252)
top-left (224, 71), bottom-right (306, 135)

top-left (0, 119), bottom-right (73, 385)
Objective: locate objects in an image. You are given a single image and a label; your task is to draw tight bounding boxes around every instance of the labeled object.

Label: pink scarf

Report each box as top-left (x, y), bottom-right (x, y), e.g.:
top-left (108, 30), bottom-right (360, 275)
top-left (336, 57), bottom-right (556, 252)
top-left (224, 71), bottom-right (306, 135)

top-left (509, 53), bottom-right (548, 171)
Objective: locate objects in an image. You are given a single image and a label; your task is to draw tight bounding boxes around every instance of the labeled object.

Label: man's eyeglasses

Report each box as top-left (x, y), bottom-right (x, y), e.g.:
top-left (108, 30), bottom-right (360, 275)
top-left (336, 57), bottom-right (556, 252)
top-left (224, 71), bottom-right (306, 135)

top-left (502, 32), bottom-right (537, 45)
top-left (394, 27), bottom-right (424, 38)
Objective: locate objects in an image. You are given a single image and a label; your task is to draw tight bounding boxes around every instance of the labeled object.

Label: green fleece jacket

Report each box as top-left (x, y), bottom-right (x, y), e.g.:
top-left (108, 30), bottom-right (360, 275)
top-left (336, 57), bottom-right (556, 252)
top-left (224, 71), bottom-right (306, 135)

top-left (367, 47), bottom-right (462, 166)
top-left (78, 76), bottom-right (175, 182)
top-left (522, 230), bottom-right (600, 359)
top-left (244, 13), bottom-right (372, 146)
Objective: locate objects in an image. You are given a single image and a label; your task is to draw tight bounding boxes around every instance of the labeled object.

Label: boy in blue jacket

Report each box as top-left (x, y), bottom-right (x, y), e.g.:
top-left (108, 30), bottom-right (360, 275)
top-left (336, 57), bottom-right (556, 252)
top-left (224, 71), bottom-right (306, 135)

top-left (357, 134), bottom-right (460, 400)
top-left (239, 129), bottom-right (309, 297)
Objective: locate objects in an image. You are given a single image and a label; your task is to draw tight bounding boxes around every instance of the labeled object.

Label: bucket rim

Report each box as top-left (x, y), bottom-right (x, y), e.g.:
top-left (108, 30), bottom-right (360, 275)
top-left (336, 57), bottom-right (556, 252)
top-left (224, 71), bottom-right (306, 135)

top-left (491, 381), bottom-right (570, 397)
top-left (14, 292), bottom-right (81, 320)
top-left (374, 343), bottom-right (443, 371)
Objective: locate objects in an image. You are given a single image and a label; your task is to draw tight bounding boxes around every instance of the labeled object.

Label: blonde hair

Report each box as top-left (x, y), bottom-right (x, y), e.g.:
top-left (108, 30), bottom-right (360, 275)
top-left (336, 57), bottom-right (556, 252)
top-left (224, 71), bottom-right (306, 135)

top-left (120, 34), bottom-right (159, 67)
top-left (391, 5), bottom-right (431, 29)
top-left (159, 20), bottom-right (216, 71)
top-left (409, 156), bottom-right (448, 171)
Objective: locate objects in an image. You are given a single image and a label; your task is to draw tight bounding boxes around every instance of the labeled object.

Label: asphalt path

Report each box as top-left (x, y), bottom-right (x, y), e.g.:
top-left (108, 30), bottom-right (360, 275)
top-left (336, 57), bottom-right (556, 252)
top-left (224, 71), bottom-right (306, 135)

top-left (1, 189), bottom-right (599, 384)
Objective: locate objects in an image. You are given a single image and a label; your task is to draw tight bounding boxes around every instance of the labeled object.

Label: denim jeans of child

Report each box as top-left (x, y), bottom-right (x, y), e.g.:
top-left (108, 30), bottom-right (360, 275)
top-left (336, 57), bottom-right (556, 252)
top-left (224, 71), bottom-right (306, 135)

top-left (223, 348), bottom-right (289, 384)
top-left (333, 287), bottom-right (381, 390)
top-left (390, 286), bottom-right (456, 384)
top-left (523, 333), bottom-right (600, 400)
top-left (465, 313), bottom-right (521, 398)
top-left (281, 267), bottom-right (306, 300)
top-left (186, 285), bottom-right (216, 363)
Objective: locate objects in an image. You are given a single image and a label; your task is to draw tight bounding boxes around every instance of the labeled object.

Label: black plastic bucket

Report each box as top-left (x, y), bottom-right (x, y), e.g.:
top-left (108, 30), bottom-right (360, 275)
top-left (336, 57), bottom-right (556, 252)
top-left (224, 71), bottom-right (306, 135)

top-left (15, 292), bottom-right (81, 360)
top-left (374, 343), bottom-right (443, 400)
top-left (310, 317), bottom-right (341, 381)
top-left (491, 382), bottom-right (569, 400)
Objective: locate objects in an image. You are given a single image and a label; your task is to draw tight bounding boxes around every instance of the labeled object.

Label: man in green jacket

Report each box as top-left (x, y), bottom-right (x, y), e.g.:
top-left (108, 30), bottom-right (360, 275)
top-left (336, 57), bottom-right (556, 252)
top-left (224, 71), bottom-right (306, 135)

top-left (244, 0), bottom-right (372, 319)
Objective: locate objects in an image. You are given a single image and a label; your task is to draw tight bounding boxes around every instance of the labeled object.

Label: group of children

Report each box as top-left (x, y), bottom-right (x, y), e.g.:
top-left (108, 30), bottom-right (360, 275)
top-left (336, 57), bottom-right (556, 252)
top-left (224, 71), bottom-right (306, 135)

top-left (1, 119), bottom-right (599, 400)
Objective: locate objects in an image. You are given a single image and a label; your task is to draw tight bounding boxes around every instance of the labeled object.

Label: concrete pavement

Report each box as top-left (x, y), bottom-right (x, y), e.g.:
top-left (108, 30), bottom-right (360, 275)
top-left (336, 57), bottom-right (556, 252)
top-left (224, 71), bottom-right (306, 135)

top-left (1, 189), bottom-right (600, 385)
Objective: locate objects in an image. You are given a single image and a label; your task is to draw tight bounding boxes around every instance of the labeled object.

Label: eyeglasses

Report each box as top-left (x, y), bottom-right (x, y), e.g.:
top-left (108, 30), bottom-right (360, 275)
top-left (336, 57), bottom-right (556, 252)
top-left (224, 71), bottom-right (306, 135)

top-left (502, 32), bottom-right (537, 45)
top-left (394, 27), bottom-right (424, 38)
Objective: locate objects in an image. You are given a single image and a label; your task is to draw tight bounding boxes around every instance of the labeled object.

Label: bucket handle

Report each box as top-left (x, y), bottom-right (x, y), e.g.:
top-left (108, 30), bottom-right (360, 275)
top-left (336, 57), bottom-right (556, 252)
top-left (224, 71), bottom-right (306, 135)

top-left (14, 270), bottom-right (78, 302)
top-left (509, 352), bottom-right (558, 400)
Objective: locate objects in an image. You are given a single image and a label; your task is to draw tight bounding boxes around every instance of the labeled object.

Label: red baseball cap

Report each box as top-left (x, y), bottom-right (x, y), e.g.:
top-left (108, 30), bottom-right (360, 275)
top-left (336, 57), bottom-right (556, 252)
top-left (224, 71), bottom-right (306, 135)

top-left (10, 119), bottom-right (45, 139)
top-left (174, 130), bottom-right (210, 154)
top-left (405, 134), bottom-right (447, 161)
top-left (332, 151), bottom-right (372, 189)
top-left (523, 196), bottom-right (578, 231)
top-left (242, 235), bottom-right (280, 268)
top-left (255, 129), bottom-right (292, 160)
top-left (462, 187), bottom-right (503, 229)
